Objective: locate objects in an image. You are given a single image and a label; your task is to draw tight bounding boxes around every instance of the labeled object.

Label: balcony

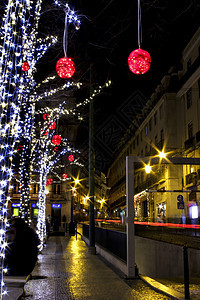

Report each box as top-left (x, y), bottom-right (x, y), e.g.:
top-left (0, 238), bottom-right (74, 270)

top-left (185, 172), bottom-right (197, 185)
top-left (184, 136), bottom-right (195, 150)
top-left (196, 130), bottom-right (200, 143)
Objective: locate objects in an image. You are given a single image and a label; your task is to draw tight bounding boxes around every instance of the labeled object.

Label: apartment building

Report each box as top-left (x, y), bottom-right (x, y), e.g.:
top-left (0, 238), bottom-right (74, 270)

top-left (107, 26), bottom-right (200, 223)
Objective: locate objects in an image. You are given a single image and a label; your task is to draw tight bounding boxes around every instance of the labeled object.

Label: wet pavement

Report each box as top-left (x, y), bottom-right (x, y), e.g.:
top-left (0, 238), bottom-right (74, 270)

top-left (20, 234), bottom-right (172, 300)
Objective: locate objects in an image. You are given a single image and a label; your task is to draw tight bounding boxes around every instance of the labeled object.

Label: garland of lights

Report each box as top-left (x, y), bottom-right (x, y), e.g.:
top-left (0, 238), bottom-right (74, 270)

top-left (36, 80), bottom-right (111, 118)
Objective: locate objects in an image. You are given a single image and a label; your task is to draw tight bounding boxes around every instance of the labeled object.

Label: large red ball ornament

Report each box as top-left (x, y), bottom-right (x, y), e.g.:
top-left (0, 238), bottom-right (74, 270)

top-left (22, 62), bottom-right (30, 71)
top-left (62, 173), bottom-right (68, 179)
top-left (68, 154), bottom-right (74, 162)
top-left (56, 57), bottom-right (75, 79)
top-left (128, 48), bottom-right (151, 75)
top-left (49, 122), bottom-right (56, 130)
top-left (52, 135), bottom-right (62, 145)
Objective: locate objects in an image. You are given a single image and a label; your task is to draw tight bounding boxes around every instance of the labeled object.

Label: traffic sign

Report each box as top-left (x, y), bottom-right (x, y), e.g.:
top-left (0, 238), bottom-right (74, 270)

top-left (177, 195), bottom-right (184, 203)
top-left (177, 202), bottom-right (184, 209)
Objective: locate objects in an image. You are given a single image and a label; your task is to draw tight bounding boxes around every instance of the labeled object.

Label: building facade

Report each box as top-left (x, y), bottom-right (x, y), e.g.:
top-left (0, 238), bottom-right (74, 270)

top-left (107, 26), bottom-right (200, 223)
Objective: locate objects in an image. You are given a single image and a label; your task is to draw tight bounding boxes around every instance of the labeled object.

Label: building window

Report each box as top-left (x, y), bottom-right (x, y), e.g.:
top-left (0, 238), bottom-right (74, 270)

top-left (133, 140), bottom-right (135, 150)
top-left (145, 125), bottom-right (148, 136)
top-left (149, 118), bottom-right (152, 131)
top-left (187, 58), bottom-right (191, 70)
top-left (187, 88), bottom-right (192, 109)
top-left (145, 145), bottom-right (148, 155)
top-left (159, 104), bottom-right (163, 119)
top-left (155, 135), bottom-right (158, 146)
top-left (160, 129), bottom-right (164, 149)
top-left (198, 78), bottom-right (200, 98)
top-left (188, 122), bottom-right (193, 139)
top-left (141, 149), bottom-right (143, 156)
top-left (140, 131), bottom-right (142, 142)
top-left (136, 135), bottom-right (139, 146)
top-left (154, 111), bottom-right (157, 125)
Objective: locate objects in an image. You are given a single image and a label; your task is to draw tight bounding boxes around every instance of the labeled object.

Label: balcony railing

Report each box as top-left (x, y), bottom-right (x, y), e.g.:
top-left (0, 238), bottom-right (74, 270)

top-left (184, 136), bottom-right (195, 150)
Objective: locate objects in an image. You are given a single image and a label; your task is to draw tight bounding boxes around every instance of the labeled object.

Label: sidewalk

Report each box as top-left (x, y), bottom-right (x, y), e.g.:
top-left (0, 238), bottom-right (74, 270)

top-left (20, 234), bottom-right (172, 300)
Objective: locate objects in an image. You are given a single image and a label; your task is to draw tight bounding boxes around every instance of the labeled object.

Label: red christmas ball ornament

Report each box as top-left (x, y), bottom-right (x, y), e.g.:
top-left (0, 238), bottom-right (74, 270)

top-left (49, 121), bottom-right (56, 130)
top-left (62, 173), bottom-right (68, 179)
top-left (68, 154), bottom-right (74, 162)
top-left (22, 62), bottom-right (30, 71)
top-left (46, 178), bottom-right (53, 186)
top-left (52, 135), bottom-right (62, 145)
top-left (43, 130), bottom-right (48, 136)
top-left (56, 57), bottom-right (75, 79)
top-left (43, 113), bottom-right (49, 120)
top-left (128, 48), bottom-right (151, 75)
top-left (54, 146), bottom-right (59, 152)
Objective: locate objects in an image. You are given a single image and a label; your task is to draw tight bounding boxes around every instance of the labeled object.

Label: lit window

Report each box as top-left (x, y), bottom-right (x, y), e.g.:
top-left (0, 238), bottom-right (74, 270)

top-left (145, 125), bottom-right (148, 136)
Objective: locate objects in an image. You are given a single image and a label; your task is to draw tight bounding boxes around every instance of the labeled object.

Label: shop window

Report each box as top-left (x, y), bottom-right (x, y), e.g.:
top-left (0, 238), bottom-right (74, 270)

top-left (57, 185), bottom-right (61, 195)
top-left (53, 184), bottom-right (57, 194)
top-left (33, 184), bottom-right (37, 194)
top-left (187, 88), bottom-right (192, 109)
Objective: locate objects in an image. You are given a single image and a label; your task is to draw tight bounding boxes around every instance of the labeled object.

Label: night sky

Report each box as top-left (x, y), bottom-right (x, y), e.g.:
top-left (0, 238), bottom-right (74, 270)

top-left (36, 0), bottom-right (200, 173)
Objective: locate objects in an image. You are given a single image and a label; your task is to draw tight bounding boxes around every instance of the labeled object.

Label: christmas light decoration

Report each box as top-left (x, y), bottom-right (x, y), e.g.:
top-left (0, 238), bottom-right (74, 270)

top-left (62, 173), bottom-right (68, 179)
top-left (128, 49), bottom-right (151, 74)
top-left (68, 154), bottom-right (74, 162)
top-left (52, 135), bottom-right (62, 145)
top-left (128, 0), bottom-right (151, 75)
top-left (22, 62), bottom-right (30, 71)
top-left (56, 57), bottom-right (75, 79)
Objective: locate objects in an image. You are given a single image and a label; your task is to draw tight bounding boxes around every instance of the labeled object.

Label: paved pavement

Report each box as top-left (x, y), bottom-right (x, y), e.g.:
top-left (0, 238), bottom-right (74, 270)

top-left (19, 234), bottom-right (172, 300)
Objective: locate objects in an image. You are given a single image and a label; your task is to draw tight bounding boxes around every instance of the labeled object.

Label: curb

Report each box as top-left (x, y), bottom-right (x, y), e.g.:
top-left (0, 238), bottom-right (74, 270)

top-left (139, 274), bottom-right (185, 300)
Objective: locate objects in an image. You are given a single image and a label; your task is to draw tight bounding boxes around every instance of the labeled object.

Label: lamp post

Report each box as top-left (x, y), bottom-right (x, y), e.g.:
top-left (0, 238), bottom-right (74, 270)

top-left (89, 64), bottom-right (95, 254)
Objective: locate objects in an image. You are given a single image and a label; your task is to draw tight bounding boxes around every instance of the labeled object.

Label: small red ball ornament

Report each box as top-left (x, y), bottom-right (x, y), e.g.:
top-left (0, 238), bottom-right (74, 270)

top-left (54, 146), bottom-right (59, 152)
top-left (22, 62), bottom-right (30, 71)
top-left (62, 173), bottom-right (68, 179)
top-left (44, 130), bottom-right (48, 136)
top-left (56, 57), bottom-right (75, 79)
top-left (43, 113), bottom-right (49, 120)
top-left (49, 122), bottom-right (56, 130)
top-left (46, 178), bottom-right (53, 186)
top-left (52, 135), bottom-right (62, 145)
top-left (68, 154), bottom-right (74, 162)
top-left (128, 48), bottom-right (151, 75)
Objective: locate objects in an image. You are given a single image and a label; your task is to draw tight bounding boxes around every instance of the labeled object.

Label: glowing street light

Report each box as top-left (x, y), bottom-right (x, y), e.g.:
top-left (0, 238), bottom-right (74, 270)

top-left (158, 151), bottom-right (166, 159)
top-left (145, 164), bottom-right (151, 174)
